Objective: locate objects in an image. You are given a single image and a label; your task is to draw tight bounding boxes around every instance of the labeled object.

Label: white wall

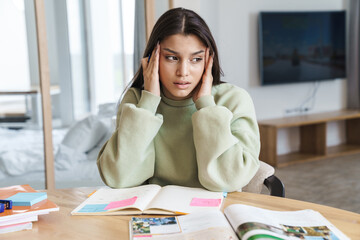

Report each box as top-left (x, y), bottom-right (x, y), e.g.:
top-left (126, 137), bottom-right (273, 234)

top-left (172, 0), bottom-right (348, 154)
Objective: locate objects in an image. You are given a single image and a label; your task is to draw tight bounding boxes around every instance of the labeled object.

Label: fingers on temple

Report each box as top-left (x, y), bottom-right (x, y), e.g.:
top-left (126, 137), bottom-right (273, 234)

top-left (141, 57), bottom-right (148, 70)
top-left (205, 48), bottom-right (213, 72)
top-left (153, 43), bottom-right (160, 68)
top-left (142, 42), bottom-right (160, 70)
top-left (147, 43), bottom-right (160, 69)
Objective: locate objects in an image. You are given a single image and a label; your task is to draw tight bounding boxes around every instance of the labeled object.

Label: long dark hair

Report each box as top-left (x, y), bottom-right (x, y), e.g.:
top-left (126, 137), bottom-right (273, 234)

top-left (130, 7), bottom-right (224, 90)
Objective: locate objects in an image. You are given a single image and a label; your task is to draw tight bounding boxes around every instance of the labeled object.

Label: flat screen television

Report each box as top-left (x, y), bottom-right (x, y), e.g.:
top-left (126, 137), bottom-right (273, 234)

top-left (259, 11), bottom-right (346, 85)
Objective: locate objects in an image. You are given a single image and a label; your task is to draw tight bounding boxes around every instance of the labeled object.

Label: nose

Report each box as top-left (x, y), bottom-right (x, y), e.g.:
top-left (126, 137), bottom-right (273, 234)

top-left (176, 60), bottom-right (189, 77)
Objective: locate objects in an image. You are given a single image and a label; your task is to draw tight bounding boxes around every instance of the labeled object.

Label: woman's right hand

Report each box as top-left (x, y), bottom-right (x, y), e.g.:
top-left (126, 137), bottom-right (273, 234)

top-left (141, 42), bottom-right (161, 96)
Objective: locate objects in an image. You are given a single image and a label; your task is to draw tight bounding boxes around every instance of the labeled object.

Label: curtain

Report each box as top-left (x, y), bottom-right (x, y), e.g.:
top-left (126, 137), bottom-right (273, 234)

top-left (133, 0), bottom-right (146, 74)
top-left (347, 0), bottom-right (360, 109)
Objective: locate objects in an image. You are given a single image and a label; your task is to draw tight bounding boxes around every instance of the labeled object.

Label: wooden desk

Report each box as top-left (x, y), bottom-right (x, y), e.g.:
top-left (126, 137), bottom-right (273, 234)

top-left (4, 187), bottom-right (360, 239)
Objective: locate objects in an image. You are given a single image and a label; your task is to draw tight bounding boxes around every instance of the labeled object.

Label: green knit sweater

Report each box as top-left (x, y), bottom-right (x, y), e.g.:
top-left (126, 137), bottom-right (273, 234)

top-left (97, 83), bottom-right (260, 192)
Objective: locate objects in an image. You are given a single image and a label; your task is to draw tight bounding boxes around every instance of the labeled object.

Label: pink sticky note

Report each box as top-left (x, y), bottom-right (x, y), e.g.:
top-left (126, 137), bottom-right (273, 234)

top-left (105, 196), bottom-right (137, 210)
top-left (190, 198), bottom-right (222, 207)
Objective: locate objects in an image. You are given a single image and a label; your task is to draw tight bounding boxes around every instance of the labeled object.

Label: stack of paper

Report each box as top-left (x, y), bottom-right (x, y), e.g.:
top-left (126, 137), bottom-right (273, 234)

top-left (0, 185), bottom-right (59, 234)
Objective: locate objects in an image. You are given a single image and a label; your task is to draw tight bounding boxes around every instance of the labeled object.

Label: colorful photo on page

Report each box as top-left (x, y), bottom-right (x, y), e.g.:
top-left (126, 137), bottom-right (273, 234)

top-left (237, 222), bottom-right (341, 240)
top-left (237, 222), bottom-right (288, 239)
top-left (281, 225), bottom-right (340, 240)
top-left (131, 217), bottom-right (181, 237)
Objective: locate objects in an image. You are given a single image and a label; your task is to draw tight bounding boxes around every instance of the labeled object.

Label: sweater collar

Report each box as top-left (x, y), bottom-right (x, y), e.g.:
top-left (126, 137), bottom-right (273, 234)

top-left (160, 91), bottom-right (195, 107)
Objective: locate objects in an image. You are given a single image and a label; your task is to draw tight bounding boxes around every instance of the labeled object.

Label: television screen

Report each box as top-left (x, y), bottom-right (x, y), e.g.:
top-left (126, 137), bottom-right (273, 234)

top-left (259, 11), bottom-right (346, 85)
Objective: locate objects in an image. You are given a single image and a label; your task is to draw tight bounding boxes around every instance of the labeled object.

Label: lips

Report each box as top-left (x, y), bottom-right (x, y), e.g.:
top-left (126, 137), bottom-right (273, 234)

top-left (174, 81), bottom-right (190, 85)
top-left (174, 81), bottom-right (191, 89)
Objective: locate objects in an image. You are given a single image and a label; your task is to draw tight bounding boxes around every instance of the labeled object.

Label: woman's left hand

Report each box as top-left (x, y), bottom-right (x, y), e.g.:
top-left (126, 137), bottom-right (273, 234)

top-left (192, 48), bottom-right (214, 102)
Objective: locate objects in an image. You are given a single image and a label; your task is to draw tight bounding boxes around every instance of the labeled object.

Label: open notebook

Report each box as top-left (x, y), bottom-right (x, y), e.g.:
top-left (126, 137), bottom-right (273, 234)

top-left (71, 184), bottom-right (225, 216)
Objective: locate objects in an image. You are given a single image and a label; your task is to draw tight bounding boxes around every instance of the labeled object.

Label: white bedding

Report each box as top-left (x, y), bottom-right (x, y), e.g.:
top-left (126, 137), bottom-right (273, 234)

top-left (1, 160), bottom-right (105, 189)
top-left (0, 104), bottom-right (116, 188)
top-left (0, 128), bottom-right (67, 177)
top-left (0, 127), bottom-right (105, 188)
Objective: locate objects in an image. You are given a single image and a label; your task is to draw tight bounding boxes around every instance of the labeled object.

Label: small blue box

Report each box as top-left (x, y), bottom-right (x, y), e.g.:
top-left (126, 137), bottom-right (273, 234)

top-left (6, 192), bottom-right (47, 206)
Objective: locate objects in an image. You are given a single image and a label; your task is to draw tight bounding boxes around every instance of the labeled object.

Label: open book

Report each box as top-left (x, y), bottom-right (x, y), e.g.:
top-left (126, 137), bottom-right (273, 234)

top-left (71, 185), bottom-right (224, 216)
top-left (130, 204), bottom-right (350, 240)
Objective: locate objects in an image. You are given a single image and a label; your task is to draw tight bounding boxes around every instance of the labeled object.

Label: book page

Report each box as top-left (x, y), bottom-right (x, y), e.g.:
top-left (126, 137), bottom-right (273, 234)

top-left (71, 184), bottom-right (162, 215)
top-left (144, 185), bottom-right (224, 214)
top-left (131, 210), bottom-right (238, 240)
top-left (224, 204), bottom-right (350, 240)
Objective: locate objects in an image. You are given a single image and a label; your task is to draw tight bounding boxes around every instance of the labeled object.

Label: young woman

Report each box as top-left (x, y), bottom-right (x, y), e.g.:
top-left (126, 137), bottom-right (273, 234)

top-left (97, 8), bottom-right (260, 192)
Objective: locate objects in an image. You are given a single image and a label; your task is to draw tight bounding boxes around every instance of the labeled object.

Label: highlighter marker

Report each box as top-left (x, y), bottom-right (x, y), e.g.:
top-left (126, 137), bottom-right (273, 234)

top-left (0, 199), bottom-right (12, 209)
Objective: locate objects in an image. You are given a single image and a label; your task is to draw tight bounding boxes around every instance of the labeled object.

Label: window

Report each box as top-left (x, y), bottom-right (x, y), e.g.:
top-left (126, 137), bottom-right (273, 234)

top-left (67, 0), bottom-right (90, 119)
top-left (0, 0), bottom-right (31, 116)
top-left (67, 0), bottom-right (135, 118)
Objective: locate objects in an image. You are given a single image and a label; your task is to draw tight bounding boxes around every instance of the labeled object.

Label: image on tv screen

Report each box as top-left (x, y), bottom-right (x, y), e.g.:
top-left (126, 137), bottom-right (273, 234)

top-left (259, 11), bottom-right (346, 85)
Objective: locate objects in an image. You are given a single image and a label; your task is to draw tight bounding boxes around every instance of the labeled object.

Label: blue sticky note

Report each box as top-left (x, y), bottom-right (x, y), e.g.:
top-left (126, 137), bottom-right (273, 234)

top-left (78, 204), bottom-right (108, 213)
top-left (6, 192), bottom-right (47, 206)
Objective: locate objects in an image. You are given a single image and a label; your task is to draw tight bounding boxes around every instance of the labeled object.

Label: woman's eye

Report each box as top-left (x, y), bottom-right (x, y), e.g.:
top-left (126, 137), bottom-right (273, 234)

top-left (191, 57), bottom-right (203, 63)
top-left (166, 56), bottom-right (178, 61)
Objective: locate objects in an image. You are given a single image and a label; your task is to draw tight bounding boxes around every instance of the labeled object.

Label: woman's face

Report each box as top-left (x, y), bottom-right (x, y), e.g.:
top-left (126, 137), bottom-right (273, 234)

top-left (159, 34), bottom-right (206, 101)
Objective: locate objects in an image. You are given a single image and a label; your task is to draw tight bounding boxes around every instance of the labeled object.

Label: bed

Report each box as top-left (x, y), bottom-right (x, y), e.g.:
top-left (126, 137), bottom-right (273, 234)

top-left (0, 103), bottom-right (116, 189)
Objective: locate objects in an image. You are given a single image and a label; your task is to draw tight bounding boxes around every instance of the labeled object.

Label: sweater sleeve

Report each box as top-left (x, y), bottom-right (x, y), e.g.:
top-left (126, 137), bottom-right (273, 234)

top-left (97, 89), bottom-right (163, 188)
top-left (192, 86), bottom-right (260, 192)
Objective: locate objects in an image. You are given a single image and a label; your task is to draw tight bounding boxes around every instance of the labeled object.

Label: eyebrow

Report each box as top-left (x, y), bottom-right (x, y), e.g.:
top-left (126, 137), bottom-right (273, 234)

top-left (163, 48), bottom-right (205, 56)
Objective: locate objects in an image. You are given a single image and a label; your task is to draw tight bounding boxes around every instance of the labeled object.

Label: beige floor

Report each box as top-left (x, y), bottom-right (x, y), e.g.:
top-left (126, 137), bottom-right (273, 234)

top-left (272, 153), bottom-right (360, 214)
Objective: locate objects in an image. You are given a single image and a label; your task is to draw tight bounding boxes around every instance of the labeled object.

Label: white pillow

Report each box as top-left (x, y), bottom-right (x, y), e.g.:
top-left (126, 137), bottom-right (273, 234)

top-left (61, 115), bottom-right (108, 153)
top-left (87, 145), bottom-right (103, 161)
top-left (86, 116), bottom-right (116, 161)
top-left (97, 103), bottom-right (117, 117)
top-left (55, 144), bottom-right (88, 169)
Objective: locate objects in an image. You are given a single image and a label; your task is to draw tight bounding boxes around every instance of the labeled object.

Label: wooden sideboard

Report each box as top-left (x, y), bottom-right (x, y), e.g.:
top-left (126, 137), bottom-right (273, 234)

top-left (258, 110), bottom-right (360, 167)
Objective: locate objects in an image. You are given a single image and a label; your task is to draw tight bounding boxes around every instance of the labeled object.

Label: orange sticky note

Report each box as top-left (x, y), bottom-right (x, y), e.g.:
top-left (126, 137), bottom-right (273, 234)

top-left (87, 190), bottom-right (97, 198)
top-left (174, 211), bottom-right (187, 215)
top-left (190, 198), bottom-right (221, 207)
